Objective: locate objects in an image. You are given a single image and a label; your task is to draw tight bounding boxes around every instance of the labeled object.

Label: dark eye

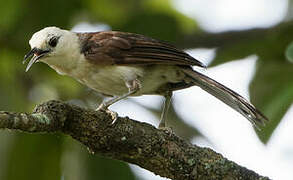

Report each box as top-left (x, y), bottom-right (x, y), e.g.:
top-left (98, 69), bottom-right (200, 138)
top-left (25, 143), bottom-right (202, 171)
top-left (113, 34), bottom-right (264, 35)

top-left (48, 36), bottom-right (59, 47)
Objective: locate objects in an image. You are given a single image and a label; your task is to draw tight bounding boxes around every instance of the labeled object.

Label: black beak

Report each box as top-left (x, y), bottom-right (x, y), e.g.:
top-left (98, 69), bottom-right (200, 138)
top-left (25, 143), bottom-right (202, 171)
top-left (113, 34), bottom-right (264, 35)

top-left (23, 47), bottom-right (51, 72)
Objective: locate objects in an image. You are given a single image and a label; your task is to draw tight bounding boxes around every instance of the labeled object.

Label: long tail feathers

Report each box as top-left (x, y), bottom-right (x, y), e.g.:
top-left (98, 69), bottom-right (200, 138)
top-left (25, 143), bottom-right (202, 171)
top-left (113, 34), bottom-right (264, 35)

top-left (182, 68), bottom-right (268, 128)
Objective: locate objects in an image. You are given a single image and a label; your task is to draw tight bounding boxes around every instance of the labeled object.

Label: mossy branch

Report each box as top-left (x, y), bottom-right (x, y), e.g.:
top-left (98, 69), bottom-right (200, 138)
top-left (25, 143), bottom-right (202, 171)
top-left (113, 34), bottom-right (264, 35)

top-left (0, 100), bottom-right (269, 180)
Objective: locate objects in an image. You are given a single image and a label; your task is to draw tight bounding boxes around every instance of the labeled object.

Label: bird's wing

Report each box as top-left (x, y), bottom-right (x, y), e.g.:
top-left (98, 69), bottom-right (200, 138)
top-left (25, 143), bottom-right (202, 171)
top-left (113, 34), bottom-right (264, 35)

top-left (77, 31), bottom-right (205, 67)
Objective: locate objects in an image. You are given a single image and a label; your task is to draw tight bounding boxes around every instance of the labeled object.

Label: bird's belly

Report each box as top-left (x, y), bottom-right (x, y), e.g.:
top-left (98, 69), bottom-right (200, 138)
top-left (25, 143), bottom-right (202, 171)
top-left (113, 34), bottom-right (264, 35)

top-left (69, 64), bottom-right (185, 96)
top-left (138, 65), bottom-right (185, 95)
top-left (76, 66), bottom-right (136, 96)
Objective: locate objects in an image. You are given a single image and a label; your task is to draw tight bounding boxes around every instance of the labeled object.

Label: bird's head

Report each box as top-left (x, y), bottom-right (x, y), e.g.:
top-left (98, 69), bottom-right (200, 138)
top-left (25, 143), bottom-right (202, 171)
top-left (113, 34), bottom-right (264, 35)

top-left (23, 27), bottom-right (78, 72)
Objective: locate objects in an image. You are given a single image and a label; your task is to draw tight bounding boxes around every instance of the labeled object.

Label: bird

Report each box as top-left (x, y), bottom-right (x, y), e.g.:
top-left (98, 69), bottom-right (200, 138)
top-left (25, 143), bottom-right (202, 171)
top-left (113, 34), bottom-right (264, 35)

top-left (23, 26), bottom-right (268, 128)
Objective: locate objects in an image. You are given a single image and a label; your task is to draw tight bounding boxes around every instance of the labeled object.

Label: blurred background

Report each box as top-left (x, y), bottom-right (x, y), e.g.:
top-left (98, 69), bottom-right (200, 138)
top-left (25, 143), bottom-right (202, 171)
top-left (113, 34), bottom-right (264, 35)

top-left (0, 0), bottom-right (292, 179)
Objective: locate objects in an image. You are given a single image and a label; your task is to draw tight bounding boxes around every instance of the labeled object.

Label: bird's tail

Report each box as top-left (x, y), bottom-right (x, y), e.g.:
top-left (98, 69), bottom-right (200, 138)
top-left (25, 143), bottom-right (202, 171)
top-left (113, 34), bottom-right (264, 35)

top-left (182, 68), bottom-right (268, 128)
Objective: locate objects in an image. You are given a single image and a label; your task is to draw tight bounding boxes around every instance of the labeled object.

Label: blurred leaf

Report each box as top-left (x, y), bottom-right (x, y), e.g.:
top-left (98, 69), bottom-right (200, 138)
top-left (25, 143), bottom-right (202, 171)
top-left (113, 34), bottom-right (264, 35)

top-left (85, 0), bottom-right (137, 26)
top-left (0, 49), bottom-right (27, 111)
top-left (84, 0), bottom-right (197, 43)
top-left (4, 133), bottom-right (62, 180)
top-left (0, 0), bottom-right (84, 53)
top-left (250, 60), bottom-right (293, 143)
top-left (0, 0), bottom-right (23, 32)
top-left (22, 0), bottom-right (83, 28)
top-left (119, 0), bottom-right (197, 43)
top-left (285, 41), bottom-right (293, 63)
top-left (212, 39), bottom-right (261, 66)
top-left (85, 155), bottom-right (136, 180)
top-left (0, 131), bottom-right (14, 180)
top-left (61, 137), bottom-right (88, 180)
top-left (61, 136), bottom-right (136, 180)
top-left (209, 23), bottom-right (293, 66)
top-left (142, 0), bottom-right (198, 33)
top-left (120, 12), bottom-right (184, 42)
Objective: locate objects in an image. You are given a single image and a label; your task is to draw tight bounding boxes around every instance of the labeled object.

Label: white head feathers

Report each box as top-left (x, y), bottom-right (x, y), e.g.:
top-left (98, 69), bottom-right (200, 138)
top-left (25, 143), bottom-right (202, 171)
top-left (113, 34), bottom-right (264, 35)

top-left (25, 26), bottom-right (82, 72)
top-left (29, 27), bottom-right (67, 49)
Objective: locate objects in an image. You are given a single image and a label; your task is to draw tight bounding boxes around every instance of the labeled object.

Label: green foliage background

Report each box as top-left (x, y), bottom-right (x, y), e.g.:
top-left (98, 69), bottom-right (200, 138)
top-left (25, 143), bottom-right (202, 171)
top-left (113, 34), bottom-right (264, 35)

top-left (0, 0), bottom-right (292, 179)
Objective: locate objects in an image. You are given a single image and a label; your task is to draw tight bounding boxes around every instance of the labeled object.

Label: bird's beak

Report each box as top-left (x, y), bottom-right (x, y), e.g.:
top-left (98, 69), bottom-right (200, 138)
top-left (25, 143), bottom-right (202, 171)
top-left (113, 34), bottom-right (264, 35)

top-left (23, 47), bottom-right (51, 72)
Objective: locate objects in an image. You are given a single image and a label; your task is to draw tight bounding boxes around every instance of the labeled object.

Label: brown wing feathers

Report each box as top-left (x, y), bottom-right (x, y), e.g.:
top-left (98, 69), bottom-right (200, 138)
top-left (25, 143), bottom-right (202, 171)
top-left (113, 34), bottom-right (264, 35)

top-left (77, 31), bottom-right (206, 67)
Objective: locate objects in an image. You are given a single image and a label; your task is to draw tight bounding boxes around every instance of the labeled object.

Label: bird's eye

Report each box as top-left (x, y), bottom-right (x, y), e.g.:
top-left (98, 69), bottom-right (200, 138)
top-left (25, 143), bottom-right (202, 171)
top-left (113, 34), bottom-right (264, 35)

top-left (48, 36), bottom-right (59, 47)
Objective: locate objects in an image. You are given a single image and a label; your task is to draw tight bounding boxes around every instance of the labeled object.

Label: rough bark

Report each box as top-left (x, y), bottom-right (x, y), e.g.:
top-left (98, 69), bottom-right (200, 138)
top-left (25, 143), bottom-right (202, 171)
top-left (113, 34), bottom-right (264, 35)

top-left (0, 100), bottom-right (270, 180)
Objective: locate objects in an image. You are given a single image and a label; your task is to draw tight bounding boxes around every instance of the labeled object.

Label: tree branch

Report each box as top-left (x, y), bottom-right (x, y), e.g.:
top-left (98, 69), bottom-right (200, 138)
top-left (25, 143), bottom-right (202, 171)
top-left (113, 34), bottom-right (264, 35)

top-left (175, 21), bottom-right (293, 50)
top-left (0, 100), bottom-right (269, 180)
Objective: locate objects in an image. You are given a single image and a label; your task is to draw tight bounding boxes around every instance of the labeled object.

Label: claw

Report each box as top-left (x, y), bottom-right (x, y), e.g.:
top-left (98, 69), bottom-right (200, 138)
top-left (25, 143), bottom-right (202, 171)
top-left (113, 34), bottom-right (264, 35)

top-left (159, 126), bottom-right (174, 134)
top-left (96, 104), bottom-right (118, 124)
top-left (96, 103), bottom-right (107, 111)
top-left (107, 109), bottom-right (118, 124)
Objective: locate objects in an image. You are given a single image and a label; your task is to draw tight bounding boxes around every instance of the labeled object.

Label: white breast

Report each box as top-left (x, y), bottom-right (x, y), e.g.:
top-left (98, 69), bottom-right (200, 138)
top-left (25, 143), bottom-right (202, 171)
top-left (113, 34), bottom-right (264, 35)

top-left (78, 64), bottom-right (145, 95)
top-left (44, 51), bottom-right (184, 96)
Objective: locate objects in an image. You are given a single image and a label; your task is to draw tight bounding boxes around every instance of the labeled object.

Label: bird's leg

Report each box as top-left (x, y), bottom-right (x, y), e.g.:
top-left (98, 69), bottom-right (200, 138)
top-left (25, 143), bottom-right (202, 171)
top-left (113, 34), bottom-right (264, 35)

top-left (97, 79), bottom-right (141, 122)
top-left (158, 91), bottom-right (173, 129)
top-left (98, 79), bottom-right (141, 110)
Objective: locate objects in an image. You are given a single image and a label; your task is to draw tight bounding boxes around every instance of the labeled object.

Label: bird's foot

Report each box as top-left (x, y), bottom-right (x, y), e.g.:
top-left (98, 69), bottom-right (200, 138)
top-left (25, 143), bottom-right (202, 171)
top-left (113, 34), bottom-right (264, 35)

top-left (96, 104), bottom-right (118, 124)
top-left (96, 102), bottom-right (108, 111)
top-left (107, 110), bottom-right (118, 124)
top-left (158, 125), bottom-right (174, 134)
